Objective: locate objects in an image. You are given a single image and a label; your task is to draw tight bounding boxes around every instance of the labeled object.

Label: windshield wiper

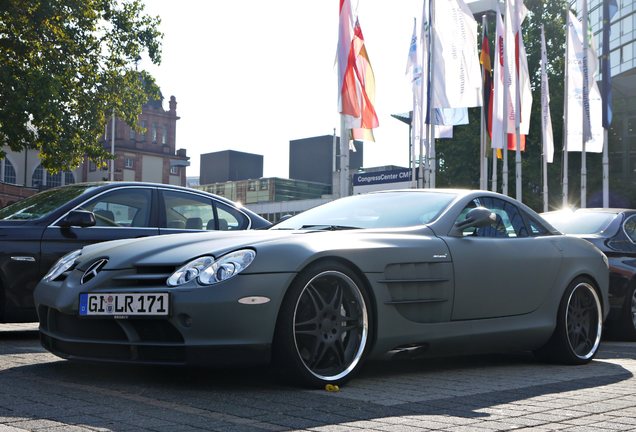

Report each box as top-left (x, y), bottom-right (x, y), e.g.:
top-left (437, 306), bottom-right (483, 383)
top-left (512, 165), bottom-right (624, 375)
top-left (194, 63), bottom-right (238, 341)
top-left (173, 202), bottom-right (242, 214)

top-left (299, 224), bottom-right (360, 231)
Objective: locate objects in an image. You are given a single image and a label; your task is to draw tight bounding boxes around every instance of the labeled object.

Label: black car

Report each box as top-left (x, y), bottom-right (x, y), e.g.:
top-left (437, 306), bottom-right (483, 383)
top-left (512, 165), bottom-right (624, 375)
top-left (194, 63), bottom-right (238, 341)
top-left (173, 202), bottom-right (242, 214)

top-left (0, 182), bottom-right (270, 323)
top-left (541, 208), bottom-right (636, 340)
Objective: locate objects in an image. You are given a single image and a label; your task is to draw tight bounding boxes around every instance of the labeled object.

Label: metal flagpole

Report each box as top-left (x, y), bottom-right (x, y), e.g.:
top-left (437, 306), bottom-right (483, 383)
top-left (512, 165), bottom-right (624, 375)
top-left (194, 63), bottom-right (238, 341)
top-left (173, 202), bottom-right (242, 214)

top-left (541, 25), bottom-right (549, 213)
top-left (492, 149), bottom-right (498, 192)
top-left (581, 0), bottom-right (589, 208)
top-left (339, 116), bottom-right (350, 197)
top-left (428, 0), bottom-right (436, 189)
top-left (562, 10), bottom-right (570, 208)
top-left (513, 0), bottom-right (522, 202)
top-left (110, 109), bottom-right (115, 181)
top-left (480, 15), bottom-right (488, 190)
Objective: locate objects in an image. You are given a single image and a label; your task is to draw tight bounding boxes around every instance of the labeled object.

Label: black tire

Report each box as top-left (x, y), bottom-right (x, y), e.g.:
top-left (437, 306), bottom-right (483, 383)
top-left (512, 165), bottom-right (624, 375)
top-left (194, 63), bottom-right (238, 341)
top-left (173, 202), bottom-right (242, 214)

top-left (535, 277), bottom-right (603, 364)
top-left (273, 260), bottom-right (372, 388)
top-left (616, 283), bottom-right (636, 341)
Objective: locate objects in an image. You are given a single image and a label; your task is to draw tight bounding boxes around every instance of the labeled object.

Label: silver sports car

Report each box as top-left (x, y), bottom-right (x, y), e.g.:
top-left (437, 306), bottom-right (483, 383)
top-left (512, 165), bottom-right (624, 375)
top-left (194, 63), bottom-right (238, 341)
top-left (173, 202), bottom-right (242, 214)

top-left (34, 190), bottom-right (609, 387)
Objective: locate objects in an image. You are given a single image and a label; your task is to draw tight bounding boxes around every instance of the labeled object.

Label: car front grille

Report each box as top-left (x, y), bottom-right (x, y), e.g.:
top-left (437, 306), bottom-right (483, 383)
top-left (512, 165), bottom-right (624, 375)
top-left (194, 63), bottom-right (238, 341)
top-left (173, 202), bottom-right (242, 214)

top-left (38, 305), bottom-right (186, 364)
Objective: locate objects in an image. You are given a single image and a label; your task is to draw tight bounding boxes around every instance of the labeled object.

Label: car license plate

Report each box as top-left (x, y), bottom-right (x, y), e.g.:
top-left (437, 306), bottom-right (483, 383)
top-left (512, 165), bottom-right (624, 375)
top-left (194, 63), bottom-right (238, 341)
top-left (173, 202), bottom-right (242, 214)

top-left (79, 293), bottom-right (169, 317)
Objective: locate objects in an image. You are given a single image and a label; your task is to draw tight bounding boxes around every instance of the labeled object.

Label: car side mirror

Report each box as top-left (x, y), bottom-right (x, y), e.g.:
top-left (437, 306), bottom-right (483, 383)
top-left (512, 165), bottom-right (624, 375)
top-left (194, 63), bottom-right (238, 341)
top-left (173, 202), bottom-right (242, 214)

top-left (58, 210), bottom-right (96, 228)
top-left (449, 207), bottom-right (496, 237)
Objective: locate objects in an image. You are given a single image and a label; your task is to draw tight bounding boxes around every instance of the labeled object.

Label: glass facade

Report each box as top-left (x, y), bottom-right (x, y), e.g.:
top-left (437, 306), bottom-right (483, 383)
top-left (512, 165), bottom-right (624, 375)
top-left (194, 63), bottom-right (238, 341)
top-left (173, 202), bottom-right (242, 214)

top-left (581, 0), bottom-right (636, 206)
top-left (196, 177), bottom-right (331, 206)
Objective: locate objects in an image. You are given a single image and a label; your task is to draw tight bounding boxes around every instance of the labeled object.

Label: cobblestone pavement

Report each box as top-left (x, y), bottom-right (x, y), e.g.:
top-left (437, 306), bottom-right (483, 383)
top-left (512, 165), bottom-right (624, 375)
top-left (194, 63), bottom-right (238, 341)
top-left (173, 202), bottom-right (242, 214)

top-left (1, 323), bottom-right (635, 431)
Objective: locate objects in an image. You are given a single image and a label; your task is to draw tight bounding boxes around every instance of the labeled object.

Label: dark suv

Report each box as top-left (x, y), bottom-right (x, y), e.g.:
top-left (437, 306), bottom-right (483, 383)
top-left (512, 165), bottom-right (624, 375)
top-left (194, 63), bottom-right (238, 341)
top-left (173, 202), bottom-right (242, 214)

top-left (0, 182), bottom-right (270, 322)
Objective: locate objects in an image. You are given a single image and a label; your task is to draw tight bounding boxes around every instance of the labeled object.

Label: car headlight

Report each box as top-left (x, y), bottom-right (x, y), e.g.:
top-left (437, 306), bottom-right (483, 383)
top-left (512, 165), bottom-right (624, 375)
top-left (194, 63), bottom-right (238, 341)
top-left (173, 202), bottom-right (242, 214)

top-left (166, 249), bottom-right (256, 287)
top-left (43, 249), bottom-right (82, 282)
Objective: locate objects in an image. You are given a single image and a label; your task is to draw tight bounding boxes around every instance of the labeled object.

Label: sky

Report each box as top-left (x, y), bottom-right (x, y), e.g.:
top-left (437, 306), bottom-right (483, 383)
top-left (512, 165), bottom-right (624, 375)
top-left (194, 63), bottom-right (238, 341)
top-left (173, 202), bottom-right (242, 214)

top-left (140, 1), bottom-right (425, 179)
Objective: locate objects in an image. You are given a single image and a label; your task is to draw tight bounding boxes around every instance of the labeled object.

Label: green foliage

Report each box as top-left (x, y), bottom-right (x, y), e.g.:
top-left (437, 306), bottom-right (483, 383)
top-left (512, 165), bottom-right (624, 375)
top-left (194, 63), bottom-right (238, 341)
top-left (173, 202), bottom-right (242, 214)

top-left (0, 0), bottom-right (162, 172)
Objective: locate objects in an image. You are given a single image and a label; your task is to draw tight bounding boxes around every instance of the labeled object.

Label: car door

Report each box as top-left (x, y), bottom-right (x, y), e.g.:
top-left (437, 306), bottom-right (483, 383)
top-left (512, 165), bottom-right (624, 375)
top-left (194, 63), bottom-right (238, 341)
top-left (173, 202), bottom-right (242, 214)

top-left (442, 197), bottom-right (563, 320)
top-left (40, 186), bottom-right (159, 277)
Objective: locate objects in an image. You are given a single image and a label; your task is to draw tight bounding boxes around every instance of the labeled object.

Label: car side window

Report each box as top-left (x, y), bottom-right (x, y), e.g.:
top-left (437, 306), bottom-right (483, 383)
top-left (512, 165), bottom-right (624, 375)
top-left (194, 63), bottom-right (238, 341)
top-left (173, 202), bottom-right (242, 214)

top-left (80, 188), bottom-right (152, 227)
top-left (457, 197), bottom-right (529, 238)
top-left (623, 215), bottom-right (636, 243)
top-left (162, 190), bottom-right (214, 231)
top-left (216, 202), bottom-right (249, 230)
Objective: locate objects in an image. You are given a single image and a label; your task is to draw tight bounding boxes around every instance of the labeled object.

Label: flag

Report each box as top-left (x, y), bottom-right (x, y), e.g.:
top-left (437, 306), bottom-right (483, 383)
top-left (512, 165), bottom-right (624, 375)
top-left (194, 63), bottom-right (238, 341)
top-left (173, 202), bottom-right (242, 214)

top-left (540, 26), bottom-right (554, 163)
top-left (337, 0), bottom-right (354, 113)
top-left (406, 18), bottom-right (424, 147)
top-left (566, 10), bottom-right (603, 152)
top-left (491, 5), bottom-right (505, 150)
top-left (480, 20), bottom-right (493, 140)
top-left (431, 0), bottom-right (482, 109)
top-left (341, 18), bottom-right (379, 141)
top-left (602, 0), bottom-right (618, 128)
top-left (504, 0), bottom-right (532, 151)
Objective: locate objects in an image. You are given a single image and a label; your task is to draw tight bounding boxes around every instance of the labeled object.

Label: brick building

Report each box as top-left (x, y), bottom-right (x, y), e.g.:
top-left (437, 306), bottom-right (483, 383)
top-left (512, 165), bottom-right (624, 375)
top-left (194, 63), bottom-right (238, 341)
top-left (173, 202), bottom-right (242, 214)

top-left (0, 95), bottom-right (188, 207)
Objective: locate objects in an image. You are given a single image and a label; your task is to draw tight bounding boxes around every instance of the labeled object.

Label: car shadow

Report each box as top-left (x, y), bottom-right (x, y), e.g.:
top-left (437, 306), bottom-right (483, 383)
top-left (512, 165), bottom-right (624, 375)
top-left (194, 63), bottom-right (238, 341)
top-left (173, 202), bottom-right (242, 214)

top-left (0, 347), bottom-right (632, 431)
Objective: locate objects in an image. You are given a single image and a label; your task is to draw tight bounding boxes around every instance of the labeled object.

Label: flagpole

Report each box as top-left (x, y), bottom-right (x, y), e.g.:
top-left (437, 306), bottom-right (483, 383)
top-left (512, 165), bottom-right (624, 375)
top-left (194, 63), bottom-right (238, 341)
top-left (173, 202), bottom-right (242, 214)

top-left (541, 25), bottom-right (548, 212)
top-left (480, 15), bottom-right (488, 190)
top-left (339, 116), bottom-right (350, 198)
top-left (514, 0), bottom-right (522, 203)
top-left (581, 0), bottom-right (589, 208)
top-left (492, 149), bottom-right (498, 192)
top-left (563, 11), bottom-right (570, 208)
top-left (428, 0), bottom-right (436, 189)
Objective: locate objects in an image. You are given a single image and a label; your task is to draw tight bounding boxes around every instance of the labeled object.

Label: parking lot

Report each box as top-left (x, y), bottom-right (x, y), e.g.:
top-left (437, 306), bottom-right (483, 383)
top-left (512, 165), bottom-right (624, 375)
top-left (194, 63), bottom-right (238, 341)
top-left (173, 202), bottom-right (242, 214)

top-left (1, 323), bottom-right (636, 432)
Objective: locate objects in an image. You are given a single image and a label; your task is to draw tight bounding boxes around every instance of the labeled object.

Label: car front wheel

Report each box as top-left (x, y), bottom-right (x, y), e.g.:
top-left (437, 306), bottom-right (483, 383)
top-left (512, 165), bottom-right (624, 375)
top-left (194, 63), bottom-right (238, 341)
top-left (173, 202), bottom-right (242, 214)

top-left (273, 261), bottom-right (372, 388)
top-left (535, 277), bottom-right (603, 364)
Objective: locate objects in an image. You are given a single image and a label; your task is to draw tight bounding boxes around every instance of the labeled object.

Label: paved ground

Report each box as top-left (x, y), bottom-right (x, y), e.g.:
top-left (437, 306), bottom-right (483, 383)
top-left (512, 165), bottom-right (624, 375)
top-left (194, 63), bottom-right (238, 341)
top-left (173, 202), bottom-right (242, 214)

top-left (1, 323), bottom-right (636, 431)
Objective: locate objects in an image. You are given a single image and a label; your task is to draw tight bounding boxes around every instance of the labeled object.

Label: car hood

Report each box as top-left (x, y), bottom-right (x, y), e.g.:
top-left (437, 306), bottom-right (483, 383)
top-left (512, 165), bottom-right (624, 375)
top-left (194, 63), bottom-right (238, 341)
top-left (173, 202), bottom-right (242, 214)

top-left (76, 226), bottom-right (441, 273)
top-left (77, 230), bottom-right (298, 269)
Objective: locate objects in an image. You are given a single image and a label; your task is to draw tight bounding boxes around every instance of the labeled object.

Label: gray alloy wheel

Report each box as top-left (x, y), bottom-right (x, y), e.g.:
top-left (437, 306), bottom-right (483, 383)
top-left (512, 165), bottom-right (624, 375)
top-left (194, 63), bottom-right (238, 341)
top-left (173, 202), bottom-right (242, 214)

top-left (274, 261), bottom-right (371, 387)
top-left (565, 281), bottom-right (602, 360)
top-left (534, 277), bottom-right (602, 364)
top-left (292, 270), bottom-right (369, 382)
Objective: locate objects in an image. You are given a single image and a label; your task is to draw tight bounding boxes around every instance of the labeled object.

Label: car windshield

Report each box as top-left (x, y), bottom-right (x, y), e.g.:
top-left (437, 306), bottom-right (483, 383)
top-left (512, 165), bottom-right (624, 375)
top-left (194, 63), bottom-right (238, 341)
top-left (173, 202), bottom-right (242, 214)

top-left (541, 210), bottom-right (618, 235)
top-left (271, 191), bottom-right (457, 230)
top-left (0, 184), bottom-right (98, 221)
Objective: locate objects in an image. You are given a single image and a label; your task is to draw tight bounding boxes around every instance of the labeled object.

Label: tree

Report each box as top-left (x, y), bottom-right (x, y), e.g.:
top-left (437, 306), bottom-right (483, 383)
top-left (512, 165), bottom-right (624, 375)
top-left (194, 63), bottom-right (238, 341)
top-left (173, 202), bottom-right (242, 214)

top-left (0, 0), bottom-right (162, 171)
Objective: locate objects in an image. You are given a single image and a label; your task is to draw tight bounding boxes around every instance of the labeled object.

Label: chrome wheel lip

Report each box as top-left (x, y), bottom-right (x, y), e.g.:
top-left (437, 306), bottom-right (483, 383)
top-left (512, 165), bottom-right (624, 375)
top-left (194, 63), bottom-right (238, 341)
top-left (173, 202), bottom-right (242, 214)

top-left (565, 282), bottom-right (602, 360)
top-left (292, 270), bottom-right (369, 382)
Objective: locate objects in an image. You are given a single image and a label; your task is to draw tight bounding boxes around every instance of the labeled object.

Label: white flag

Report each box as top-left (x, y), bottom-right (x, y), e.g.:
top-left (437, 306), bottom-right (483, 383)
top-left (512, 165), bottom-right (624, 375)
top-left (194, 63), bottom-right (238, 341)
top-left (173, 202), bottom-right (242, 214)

top-left (566, 10), bottom-right (603, 152)
top-left (431, 0), bottom-right (482, 109)
top-left (504, 0), bottom-right (532, 141)
top-left (491, 5), bottom-right (506, 150)
top-left (541, 26), bottom-right (554, 163)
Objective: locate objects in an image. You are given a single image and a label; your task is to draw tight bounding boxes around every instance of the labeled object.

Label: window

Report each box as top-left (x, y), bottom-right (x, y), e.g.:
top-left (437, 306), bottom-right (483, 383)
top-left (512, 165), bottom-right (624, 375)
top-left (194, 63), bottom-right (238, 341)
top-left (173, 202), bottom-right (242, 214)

top-left (162, 190), bottom-right (214, 231)
top-left (3, 159), bottom-right (16, 184)
top-left (456, 197), bottom-right (530, 238)
top-left (169, 166), bottom-right (179, 175)
top-left (89, 161), bottom-right (97, 172)
top-left (152, 122), bottom-right (158, 143)
top-left (80, 188), bottom-right (152, 227)
top-left (623, 214), bottom-right (636, 243)
top-left (161, 125), bottom-right (168, 144)
top-left (129, 127), bottom-right (136, 140)
top-left (124, 158), bottom-right (134, 169)
top-left (31, 165), bottom-right (76, 189)
top-left (139, 120), bottom-right (146, 140)
top-left (217, 202), bottom-right (249, 230)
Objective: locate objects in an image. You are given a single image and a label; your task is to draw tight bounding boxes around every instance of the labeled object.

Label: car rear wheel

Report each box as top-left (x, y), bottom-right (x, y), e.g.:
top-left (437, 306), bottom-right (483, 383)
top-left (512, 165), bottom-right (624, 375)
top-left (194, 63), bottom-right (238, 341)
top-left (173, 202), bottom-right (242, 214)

top-left (273, 261), bottom-right (371, 388)
top-left (535, 277), bottom-right (603, 364)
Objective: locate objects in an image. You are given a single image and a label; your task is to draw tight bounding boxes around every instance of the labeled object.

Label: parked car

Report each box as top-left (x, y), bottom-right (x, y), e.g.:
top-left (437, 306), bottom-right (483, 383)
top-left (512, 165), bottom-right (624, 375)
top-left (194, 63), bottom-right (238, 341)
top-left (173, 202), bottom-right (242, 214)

top-left (34, 189), bottom-right (609, 387)
top-left (541, 208), bottom-right (636, 340)
top-left (0, 182), bottom-right (270, 323)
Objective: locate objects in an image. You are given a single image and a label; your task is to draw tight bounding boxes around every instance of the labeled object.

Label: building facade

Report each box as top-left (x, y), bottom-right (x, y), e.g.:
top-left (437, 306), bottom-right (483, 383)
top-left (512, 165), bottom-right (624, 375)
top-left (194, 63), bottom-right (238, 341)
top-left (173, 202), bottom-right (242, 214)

top-left (199, 150), bottom-right (263, 185)
top-left (0, 95), bottom-right (188, 207)
top-left (289, 135), bottom-right (363, 186)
